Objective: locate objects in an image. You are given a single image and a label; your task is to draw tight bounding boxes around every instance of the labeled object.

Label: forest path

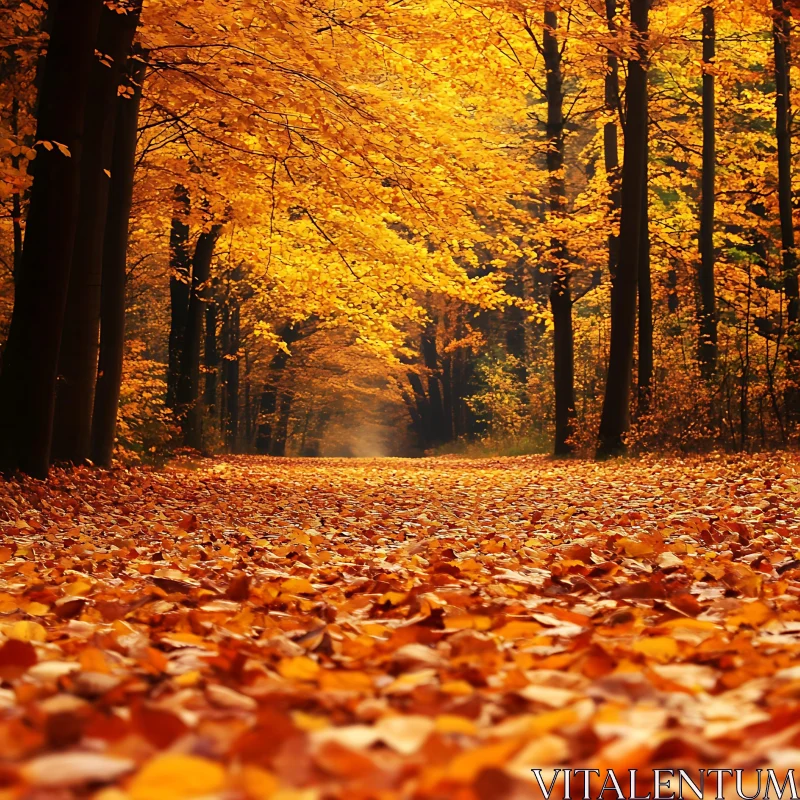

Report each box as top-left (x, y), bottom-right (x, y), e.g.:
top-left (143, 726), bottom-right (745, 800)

top-left (0, 454), bottom-right (799, 795)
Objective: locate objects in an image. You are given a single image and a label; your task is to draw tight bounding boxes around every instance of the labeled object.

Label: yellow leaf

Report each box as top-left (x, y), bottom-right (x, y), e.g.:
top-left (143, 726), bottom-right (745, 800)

top-left (632, 636), bottom-right (679, 662)
top-left (80, 647), bottom-right (111, 674)
top-left (727, 601), bottom-right (772, 629)
top-left (435, 714), bottom-right (477, 735)
top-left (378, 591), bottom-right (407, 606)
top-left (238, 765), bottom-right (279, 799)
top-left (278, 656), bottom-right (320, 681)
top-left (447, 737), bottom-right (523, 781)
top-left (280, 577), bottom-right (315, 595)
top-left (494, 620), bottom-right (541, 639)
top-left (64, 581), bottom-right (93, 597)
top-left (440, 680), bottom-right (474, 695)
top-left (128, 755), bottom-right (226, 800)
top-left (174, 670), bottom-right (201, 687)
top-left (9, 620), bottom-right (46, 642)
top-left (618, 537), bottom-right (654, 557)
top-left (0, 594), bottom-right (18, 613)
top-left (318, 669), bottom-right (373, 692)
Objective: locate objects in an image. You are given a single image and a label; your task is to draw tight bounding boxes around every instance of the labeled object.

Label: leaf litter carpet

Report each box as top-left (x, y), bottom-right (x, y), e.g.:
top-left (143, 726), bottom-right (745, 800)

top-left (0, 454), bottom-right (799, 798)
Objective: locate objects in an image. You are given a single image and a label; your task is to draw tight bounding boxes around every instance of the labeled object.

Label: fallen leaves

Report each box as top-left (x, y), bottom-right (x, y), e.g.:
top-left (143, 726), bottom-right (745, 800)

top-left (0, 454), bottom-right (797, 797)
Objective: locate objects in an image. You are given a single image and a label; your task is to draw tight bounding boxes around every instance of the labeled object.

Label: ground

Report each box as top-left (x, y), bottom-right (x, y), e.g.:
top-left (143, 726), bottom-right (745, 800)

top-left (0, 454), bottom-right (799, 798)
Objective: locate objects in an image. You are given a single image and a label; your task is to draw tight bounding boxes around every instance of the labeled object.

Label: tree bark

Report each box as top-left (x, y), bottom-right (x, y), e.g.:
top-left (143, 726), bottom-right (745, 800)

top-left (255, 324), bottom-right (300, 453)
top-left (10, 95), bottom-right (22, 283)
top-left (52, 1), bottom-right (142, 465)
top-left (698, 4), bottom-right (718, 379)
top-left (176, 225), bottom-right (221, 451)
top-left (204, 299), bottom-right (218, 412)
top-left (223, 305), bottom-right (240, 451)
top-left (270, 391), bottom-right (293, 456)
top-left (421, 324), bottom-right (447, 444)
top-left (597, 0), bottom-right (650, 458)
top-left (773, 0), bottom-right (800, 419)
top-left (637, 136), bottom-right (653, 412)
top-left (604, 0), bottom-right (622, 282)
top-left (166, 185), bottom-right (191, 410)
top-left (0, 0), bottom-right (103, 478)
top-left (543, 6), bottom-right (575, 456)
top-left (90, 51), bottom-right (148, 468)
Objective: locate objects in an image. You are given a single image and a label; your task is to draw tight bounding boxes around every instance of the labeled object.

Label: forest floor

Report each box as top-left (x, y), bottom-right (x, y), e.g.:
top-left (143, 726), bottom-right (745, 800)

top-left (0, 454), bottom-right (799, 798)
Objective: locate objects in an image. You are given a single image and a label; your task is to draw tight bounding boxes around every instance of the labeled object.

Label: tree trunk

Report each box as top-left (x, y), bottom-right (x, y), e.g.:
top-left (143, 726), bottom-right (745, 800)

top-left (637, 138), bottom-right (653, 412)
top-left (698, 4), bottom-right (717, 379)
top-left (270, 392), bottom-right (293, 457)
top-left (421, 323), bottom-right (447, 444)
top-left (543, 6), bottom-right (575, 456)
top-left (773, 0), bottom-right (800, 419)
top-left (176, 225), bottom-right (221, 451)
top-left (223, 305), bottom-right (240, 452)
top-left (204, 299), bottom-right (218, 412)
top-left (596, 0), bottom-right (650, 458)
top-left (255, 324), bottom-right (300, 453)
top-left (604, 0), bottom-right (622, 281)
top-left (166, 185), bottom-right (191, 410)
top-left (0, 0), bottom-right (103, 478)
top-left (244, 344), bottom-right (252, 449)
top-left (90, 52), bottom-right (148, 468)
top-left (52, 2), bottom-right (142, 465)
top-left (505, 260), bottom-right (528, 380)
top-left (10, 95), bottom-right (22, 283)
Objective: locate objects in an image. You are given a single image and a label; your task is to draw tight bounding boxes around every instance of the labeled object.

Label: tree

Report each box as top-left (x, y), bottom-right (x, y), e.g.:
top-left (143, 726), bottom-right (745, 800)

top-left (91, 52), bottom-right (149, 469)
top-left (0, 0), bottom-right (103, 478)
top-left (772, 0), bottom-right (799, 418)
top-left (597, 0), bottom-right (651, 458)
top-left (166, 186), bottom-right (191, 411)
top-left (175, 223), bottom-right (222, 451)
top-left (542, 4), bottom-right (576, 455)
top-left (698, 3), bottom-right (718, 379)
top-left (604, 0), bottom-right (622, 281)
top-left (52, 0), bottom-right (142, 465)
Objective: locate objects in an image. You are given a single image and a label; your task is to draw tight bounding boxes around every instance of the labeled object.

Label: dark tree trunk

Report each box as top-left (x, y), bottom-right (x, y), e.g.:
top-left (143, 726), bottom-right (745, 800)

top-left (699, 4), bottom-right (717, 379)
top-left (505, 260), bottom-right (528, 380)
top-left (773, 0), bottom-right (800, 418)
top-left (270, 392), bottom-right (293, 457)
top-left (204, 299), bottom-right (218, 412)
top-left (10, 95), bottom-right (22, 283)
top-left (244, 345), bottom-right (252, 449)
top-left (442, 351), bottom-right (454, 441)
top-left (597, 0), bottom-right (650, 459)
top-left (604, 0), bottom-right (622, 281)
top-left (52, 2), bottom-right (142, 465)
top-left (90, 52), bottom-right (148, 468)
top-left (421, 324), bottom-right (447, 444)
top-left (551, 283), bottom-right (575, 455)
top-left (0, 0), bottom-right (103, 478)
top-left (176, 225), bottom-right (221, 451)
top-left (667, 264), bottom-right (679, 313)
top-left (166, 185), bottom-right (191, 410)
top-left (543, 6), bottom-right (575, 456)
top-left (406, 370), bottom-right (432, 446)
top-left (637, 139), bottom-right (653, 413)
top-left (223, 306), bottom-right (240, 451)
top-left (255, 324), bottom-right (300, 454)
